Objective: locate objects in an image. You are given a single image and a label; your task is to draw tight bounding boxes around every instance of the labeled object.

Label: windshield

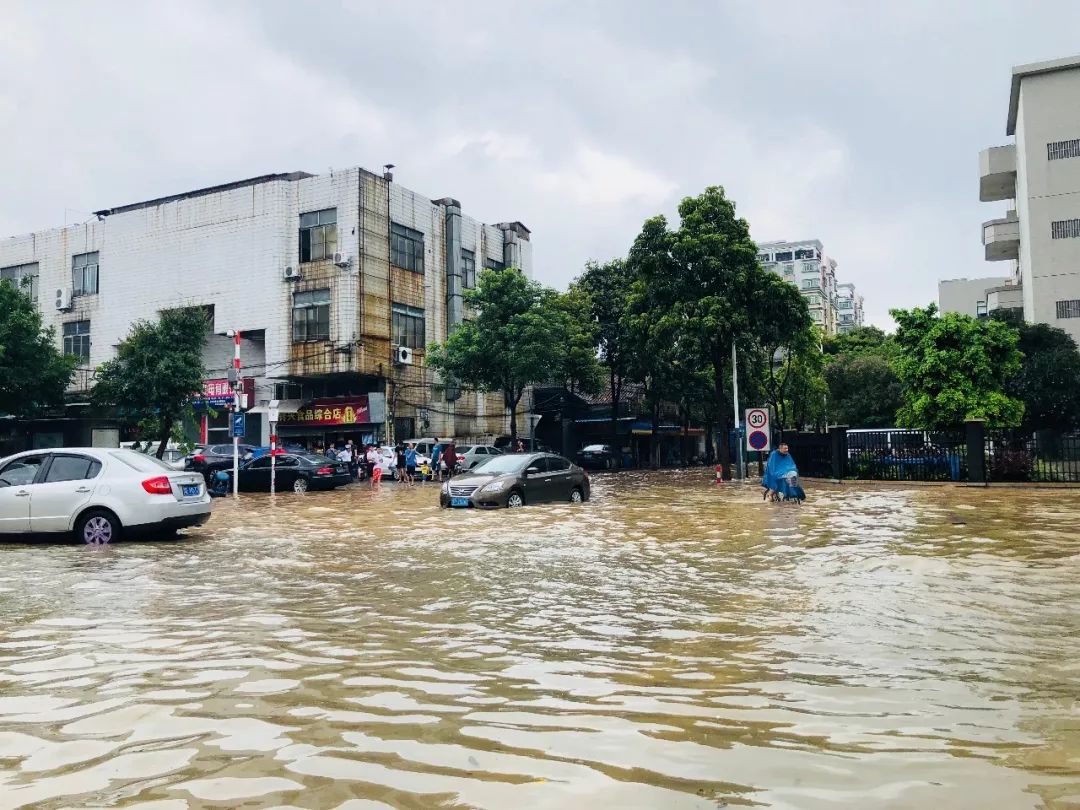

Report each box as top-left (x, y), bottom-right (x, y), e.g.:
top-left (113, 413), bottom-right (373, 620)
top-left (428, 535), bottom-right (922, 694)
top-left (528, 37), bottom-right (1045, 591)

top-left (469, 455), bottom-right (531, 475)
top-left (110, 450), bottom-right (176, 473)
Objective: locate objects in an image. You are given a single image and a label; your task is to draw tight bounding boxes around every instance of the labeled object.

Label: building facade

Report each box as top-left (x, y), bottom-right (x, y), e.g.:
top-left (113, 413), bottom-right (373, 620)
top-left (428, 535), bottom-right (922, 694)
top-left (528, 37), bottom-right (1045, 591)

top-left (834, 282), bottom-right (864, 333)
top-left (756, 239), bottom-right (862, 336)
top-left (938, 275), bottom-right (1018, 318)
top-left (0, 167), bottom-right (532, 449)
top-left (979, 54), bottom-right (1080, 343)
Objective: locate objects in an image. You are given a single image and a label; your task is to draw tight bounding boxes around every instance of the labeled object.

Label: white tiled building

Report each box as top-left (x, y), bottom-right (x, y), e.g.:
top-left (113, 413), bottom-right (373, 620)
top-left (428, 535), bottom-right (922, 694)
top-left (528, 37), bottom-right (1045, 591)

top-left (756, 239), bottom-right (861, 336)
top-left (979, 54), bottom-right (1080, 343)
top-left (0, 167), bottom-right (532, 449)
top-left (835, 282), bottom-right (864, 333)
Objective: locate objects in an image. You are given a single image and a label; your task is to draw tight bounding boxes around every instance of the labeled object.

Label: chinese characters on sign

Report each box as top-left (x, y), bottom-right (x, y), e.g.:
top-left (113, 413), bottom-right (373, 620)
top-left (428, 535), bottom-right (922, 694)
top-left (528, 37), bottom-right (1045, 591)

top-left (194, 378), bottom-right (254, 409)
top-left (279, 398), bottom-right (371, 426)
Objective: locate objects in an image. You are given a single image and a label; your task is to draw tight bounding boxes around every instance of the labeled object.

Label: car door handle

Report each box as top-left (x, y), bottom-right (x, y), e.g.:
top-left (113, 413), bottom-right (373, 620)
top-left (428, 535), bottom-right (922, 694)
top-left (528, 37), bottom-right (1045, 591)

top-left (75, 487), bottom-right (92, 493)
top-left (15, 491), bottom-right (30, 497)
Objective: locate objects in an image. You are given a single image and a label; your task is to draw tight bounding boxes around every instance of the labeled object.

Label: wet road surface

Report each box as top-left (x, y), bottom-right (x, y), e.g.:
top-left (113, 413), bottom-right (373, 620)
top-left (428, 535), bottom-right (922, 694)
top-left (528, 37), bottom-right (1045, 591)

top-left (1, 472), bottom-right (1078, 809)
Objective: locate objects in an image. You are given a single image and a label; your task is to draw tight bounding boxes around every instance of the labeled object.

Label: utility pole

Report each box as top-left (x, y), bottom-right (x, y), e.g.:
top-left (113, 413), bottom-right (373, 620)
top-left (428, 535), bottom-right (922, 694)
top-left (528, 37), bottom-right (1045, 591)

top-left (732, 341), bottom-right (744, 481)
top-left (229, 330), bottom-right (241, 497)
top-left (269, 400), bottom-right (279, 496)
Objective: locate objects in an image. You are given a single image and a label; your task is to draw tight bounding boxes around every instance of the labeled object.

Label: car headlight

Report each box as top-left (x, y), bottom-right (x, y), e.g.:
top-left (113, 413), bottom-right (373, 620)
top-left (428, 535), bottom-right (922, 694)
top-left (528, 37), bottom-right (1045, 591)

top-left (480, 480), bottom-right (507, 493)
top-left (441, 481), bottom-right (450, 493)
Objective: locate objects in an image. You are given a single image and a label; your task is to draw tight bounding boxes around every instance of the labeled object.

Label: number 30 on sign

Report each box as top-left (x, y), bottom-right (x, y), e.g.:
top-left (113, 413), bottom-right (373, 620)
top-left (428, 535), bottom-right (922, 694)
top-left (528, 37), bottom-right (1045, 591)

top-left (745, 408), bottom-right (771, 452)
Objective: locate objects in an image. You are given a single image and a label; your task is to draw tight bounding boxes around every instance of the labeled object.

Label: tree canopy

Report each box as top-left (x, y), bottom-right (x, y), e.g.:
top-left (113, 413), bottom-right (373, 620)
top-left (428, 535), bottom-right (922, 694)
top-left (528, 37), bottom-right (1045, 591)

top-left (0, 280), bottom-right (77, 417)
top-left (427, 267), bottom-right (567, 441)
top-left (890, 304), bottom-right (1023, 429)
top-left (93, 307), bottom-right (209, 456)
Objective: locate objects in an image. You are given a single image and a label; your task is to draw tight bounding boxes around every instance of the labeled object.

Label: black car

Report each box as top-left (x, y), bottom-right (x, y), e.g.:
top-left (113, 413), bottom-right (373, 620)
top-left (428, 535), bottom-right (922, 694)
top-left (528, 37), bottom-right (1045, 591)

top-left (440, 452), bottom-right (590, 509)
top-left (576, 444), bottom-right (619, 470)
top-left (231, 453), bottom-right (352, 493)
top-left (186, 443), bottom-right (257, 482)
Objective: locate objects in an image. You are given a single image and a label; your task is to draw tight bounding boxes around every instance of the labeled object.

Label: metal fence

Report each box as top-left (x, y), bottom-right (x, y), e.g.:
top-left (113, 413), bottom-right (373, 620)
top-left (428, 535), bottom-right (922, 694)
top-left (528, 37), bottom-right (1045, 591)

top-left (845, 429), bottom-right (967, 482)
top-left (987, 429), bottom-right (1080, 483)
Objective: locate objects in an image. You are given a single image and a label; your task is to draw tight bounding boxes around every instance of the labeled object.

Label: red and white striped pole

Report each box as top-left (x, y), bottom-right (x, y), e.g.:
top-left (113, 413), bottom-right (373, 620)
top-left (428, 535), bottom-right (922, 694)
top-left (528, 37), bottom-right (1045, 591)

top-left (231, 330), bottom-right (241, 498)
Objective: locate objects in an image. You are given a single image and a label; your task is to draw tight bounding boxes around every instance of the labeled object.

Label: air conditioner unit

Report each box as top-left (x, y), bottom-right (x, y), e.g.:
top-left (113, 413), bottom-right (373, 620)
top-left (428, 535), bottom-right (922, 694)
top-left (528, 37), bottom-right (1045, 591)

top-left (394, 345), bottom-right (414, 366)
top-left (283, 266), bottom-right (302, 281)
top-left (55, 287), bottom-right (73, 311)
top-left (333, 252), bottom-right (352, 268)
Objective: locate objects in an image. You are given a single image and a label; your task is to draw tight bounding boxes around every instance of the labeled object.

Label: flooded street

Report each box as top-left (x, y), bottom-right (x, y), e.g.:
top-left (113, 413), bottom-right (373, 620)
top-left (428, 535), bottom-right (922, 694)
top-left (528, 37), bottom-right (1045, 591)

top-left (1, 472), bottom-right (1078, 809)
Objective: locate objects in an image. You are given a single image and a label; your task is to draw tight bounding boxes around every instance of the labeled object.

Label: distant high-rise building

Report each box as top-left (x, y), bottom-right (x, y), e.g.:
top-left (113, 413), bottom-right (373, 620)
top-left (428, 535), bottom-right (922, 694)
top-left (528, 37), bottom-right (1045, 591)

top-left (756, 239), bottom-right (860, 336)
top-left (978, 54), bottom-right (1080, 342)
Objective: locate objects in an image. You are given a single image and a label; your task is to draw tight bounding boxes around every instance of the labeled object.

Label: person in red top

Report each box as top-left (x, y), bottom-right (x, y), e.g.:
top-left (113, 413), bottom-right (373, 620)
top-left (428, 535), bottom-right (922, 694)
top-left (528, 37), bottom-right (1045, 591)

top-left (443, 440), bottom-right (457, 478)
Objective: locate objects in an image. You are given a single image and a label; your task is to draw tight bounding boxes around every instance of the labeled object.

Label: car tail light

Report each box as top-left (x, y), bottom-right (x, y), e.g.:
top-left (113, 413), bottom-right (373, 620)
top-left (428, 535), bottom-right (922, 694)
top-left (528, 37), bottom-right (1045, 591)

top-left (142, 476), bottom-right (173, 495)
top-left (316, 467), bottom-right (333, 474)
top-left (457, 454), bottom-right (465, 461)
top-left (192, 454), bottom-right (206, 464)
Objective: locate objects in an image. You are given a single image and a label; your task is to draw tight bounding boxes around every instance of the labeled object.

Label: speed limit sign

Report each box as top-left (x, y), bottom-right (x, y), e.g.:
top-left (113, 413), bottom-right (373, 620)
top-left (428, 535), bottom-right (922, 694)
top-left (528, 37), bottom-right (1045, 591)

top-left (745, 408), bottom-right (771, 452)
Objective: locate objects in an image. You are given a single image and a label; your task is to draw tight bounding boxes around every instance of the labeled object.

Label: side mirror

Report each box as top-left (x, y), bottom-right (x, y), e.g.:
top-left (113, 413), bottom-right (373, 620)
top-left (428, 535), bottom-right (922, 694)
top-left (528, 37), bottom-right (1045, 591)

top-left (525, 466), bottom-right (540, 477)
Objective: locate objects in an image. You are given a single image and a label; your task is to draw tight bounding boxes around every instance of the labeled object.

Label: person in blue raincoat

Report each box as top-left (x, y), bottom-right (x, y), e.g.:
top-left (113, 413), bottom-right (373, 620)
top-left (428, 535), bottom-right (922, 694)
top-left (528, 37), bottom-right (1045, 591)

top-left (762, 443), bottom-right (805, 502)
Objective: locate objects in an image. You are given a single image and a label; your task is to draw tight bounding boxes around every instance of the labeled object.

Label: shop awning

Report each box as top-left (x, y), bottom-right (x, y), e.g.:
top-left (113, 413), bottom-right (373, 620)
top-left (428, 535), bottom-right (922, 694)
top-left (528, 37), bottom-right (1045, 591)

top-left (247, 399), bottom-right (304, 415)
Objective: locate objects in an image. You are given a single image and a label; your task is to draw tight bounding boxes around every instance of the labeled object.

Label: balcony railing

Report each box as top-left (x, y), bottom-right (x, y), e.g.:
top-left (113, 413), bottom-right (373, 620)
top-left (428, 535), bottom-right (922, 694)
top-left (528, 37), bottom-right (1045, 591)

top-left (979, 145), bottom-right (1016, 202)
top-left (983, 211), bottom-right (1020, 261)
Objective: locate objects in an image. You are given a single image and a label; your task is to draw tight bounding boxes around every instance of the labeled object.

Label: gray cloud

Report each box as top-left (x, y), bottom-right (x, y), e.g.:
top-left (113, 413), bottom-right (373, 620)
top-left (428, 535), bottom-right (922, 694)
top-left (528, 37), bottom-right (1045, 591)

top-left (2, 1), bottom-right (1079, 327)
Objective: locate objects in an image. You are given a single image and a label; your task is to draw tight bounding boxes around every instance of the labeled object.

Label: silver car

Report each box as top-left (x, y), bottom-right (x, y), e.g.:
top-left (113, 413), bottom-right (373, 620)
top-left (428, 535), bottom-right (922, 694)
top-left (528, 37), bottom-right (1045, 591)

top-left (454, 444), bottom-right (504, 470)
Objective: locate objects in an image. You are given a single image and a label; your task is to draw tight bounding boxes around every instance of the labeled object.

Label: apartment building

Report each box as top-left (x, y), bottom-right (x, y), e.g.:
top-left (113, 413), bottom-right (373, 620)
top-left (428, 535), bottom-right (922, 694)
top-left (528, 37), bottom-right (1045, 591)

top-left (835, 283), bottom-right (864, 333)
top-left (756, 239), bottom-right (860, 336)
top-left (938, 275), bottom-right (1023, 319)
top-left (0, 167), bottom-right (532, 450)
top-left (979, 54), bottom-right (1080, 343)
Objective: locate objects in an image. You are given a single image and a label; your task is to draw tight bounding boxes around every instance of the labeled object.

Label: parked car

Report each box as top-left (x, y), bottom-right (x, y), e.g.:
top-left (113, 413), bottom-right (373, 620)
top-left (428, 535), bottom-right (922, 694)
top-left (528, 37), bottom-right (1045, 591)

top-left (494, 436), bottom-right (551, 453)
top-left (0, 448), bottom-right (210, 543)
top-left (455, 444), bottom-right (503, 470)
top-left (230, 452), bottom-right (351, 493)
top-left (576, 444), bottom-right (619, 470)
top-left (185, 443), bottom-right (257, 482)
top-left (249, 444), bottom-right (306, 460)
top-left (440, 452), bottom-right (590, 509)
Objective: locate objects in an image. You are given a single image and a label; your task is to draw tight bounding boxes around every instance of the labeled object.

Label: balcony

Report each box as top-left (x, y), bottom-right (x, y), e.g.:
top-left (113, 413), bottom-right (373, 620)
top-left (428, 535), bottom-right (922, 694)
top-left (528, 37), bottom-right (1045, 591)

top-left (982, 211), bottom-right (1020, 261)
top-left (979, 145), bottom-right (1016, 202)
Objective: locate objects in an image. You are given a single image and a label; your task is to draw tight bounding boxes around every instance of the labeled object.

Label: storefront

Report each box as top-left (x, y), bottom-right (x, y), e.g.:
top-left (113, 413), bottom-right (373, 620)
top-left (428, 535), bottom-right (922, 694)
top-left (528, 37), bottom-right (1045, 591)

top-left (276, 395), bottom-right (384, 451)
top-left (192, 377), bottom-right (258, 446)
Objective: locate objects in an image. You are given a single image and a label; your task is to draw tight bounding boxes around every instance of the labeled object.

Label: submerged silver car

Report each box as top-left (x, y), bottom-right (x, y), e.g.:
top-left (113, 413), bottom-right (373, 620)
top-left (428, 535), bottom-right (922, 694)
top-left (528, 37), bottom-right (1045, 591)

top-left (439, 452), bottom-right (590, 509)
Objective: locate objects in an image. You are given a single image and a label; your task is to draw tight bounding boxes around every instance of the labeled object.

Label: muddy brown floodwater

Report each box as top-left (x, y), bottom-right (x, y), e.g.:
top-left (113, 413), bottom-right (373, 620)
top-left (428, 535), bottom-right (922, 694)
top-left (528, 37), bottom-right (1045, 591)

top-left (0, 472), bottom-right (1078, 809)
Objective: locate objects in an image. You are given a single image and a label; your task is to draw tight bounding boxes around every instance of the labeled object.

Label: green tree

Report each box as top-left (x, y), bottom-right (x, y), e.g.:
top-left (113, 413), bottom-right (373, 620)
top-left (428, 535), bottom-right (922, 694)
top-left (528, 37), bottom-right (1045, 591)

top-left (626, 188), bottom-right (810, 476)
top-left (822, 325), bottom-right (897, 360)
top-left (0, 280), bottom-right (77, 416)
top-left (550, 284), bottom-right (603, 396)
top-left (890, 304), bottom-right (1023, 429)
top-left (576, 259), bottom-right (633, 448)
top-left (93, 307), bottom-right (209, 457)
top-left (824, 354), bottom-right (904, 428)
top-left (427, 267), bottom-right (562, 442)
top-left (990, 309), bottom-right (1080, 432)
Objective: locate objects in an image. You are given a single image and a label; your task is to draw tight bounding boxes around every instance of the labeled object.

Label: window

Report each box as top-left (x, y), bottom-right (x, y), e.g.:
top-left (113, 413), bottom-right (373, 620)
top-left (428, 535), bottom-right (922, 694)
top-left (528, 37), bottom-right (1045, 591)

top-left (0, 262), bottom-right (39, 302)
top-left (774, 251), bottom-right (793, 262)
top-left (756, 253), bottom-right (771, 263)
top-left (72, 252), bottom-right (99, 296)
top-left (390, 222), bottom-right (424, 272)
top-left (392, 303), bottom-right (426, 349)
top-left (461, 249), bottom-right (477, 288)
top-left (474, 447), bottom-right (488, 455)
top-left (485, 257), bottom-right (506, 272)
top-left (806, 294), bottom-right (820, 306)
top-left (1051, 219), bottom-right (1080, 239)
top-left (248, 457), bottom-right (271, 469)
top-left (782, 262), bottom-right (794, 275)
top-left (1056, 299), bottom-right (1080, 319)
top-left (976, 301), bottom-right (988, 318)
top-left (838, 299), bottom-right (853, 309)
top-left (293, 289), bottom-right (331, 342)
top-left (811, 310), bottom-right (823, 322)
top-left (0, 455), bottom-right (46, 487)
top-left (63, 320), bottom-right (91, 362)
top-left (802, 261), bottom-right (818, 274)
top-left (802, 279), bottom-right (817, 289)
top-left (299, 209), bottom-right (337, 262)
top-left (547, 456), bottom-right (570, 472)
top-left (794, 248), bottom-right (817, 260)
top-left (1048, 139), bottom-right (1080, 161)
top-left (44, 455), bottom-right (101, 483)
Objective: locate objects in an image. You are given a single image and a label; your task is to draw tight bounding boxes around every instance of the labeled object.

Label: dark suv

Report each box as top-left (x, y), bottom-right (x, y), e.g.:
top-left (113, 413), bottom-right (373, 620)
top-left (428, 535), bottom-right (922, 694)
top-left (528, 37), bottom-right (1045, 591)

top-left (186, 443), bottom-right (256, 482)
top-left (440, 452), bottom-right (590, 509)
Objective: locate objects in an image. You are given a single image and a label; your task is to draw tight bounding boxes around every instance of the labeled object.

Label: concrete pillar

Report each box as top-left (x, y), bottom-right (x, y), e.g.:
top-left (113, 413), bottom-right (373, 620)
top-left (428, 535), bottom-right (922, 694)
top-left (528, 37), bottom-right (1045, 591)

top-left (966, 420), bottom-right (987, 484)
top-left (829, 425), bottom-right (848, 481)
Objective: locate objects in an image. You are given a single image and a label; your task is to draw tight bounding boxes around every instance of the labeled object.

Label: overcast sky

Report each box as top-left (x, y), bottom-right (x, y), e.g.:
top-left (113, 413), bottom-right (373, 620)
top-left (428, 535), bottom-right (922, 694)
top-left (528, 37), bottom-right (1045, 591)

top-left (2, 2), bottom-right (1079, 328)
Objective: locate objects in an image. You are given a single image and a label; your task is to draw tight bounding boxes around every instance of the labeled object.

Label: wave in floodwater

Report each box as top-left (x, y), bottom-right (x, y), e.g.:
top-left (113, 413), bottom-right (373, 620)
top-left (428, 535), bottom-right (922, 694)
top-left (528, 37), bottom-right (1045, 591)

top-left (0, 472), bottom-right (1078, 809)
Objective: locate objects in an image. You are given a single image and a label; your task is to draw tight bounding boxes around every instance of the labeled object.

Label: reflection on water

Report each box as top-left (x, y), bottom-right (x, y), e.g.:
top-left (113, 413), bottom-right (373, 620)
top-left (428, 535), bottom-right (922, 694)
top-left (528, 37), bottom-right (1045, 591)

top-left (1, 472), bottom-right (1078, 809)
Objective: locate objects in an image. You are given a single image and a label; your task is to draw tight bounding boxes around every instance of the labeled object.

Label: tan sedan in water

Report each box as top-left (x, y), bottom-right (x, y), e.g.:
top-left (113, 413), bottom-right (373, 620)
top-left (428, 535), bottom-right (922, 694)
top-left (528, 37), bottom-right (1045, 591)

top-left (439, 452), bottom-right (590, 509)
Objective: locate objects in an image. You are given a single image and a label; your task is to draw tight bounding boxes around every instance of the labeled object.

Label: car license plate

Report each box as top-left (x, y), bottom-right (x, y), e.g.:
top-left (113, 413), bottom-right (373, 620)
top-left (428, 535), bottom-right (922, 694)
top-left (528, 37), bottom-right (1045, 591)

top-left (450, 497), bottom-right (470, 507)
top-left (182, 485), bottom-right (200, 496)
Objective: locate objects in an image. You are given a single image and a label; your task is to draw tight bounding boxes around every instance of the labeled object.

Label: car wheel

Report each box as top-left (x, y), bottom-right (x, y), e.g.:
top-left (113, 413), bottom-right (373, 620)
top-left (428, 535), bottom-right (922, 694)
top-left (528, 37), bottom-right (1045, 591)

top-left (570, 487), bottom-right (584, 504)
top-left (77, 509), bottom-right (120, 545)
top-left (293, 477), bottom-right (309, 494)
top-left (506, 490), bottom-right (525, 509)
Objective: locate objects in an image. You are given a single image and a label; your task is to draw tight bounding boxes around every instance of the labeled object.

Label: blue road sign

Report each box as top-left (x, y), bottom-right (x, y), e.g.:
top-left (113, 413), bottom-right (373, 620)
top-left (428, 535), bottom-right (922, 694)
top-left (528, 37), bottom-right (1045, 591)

top-left (231, 413), bottom-right (246, 438)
